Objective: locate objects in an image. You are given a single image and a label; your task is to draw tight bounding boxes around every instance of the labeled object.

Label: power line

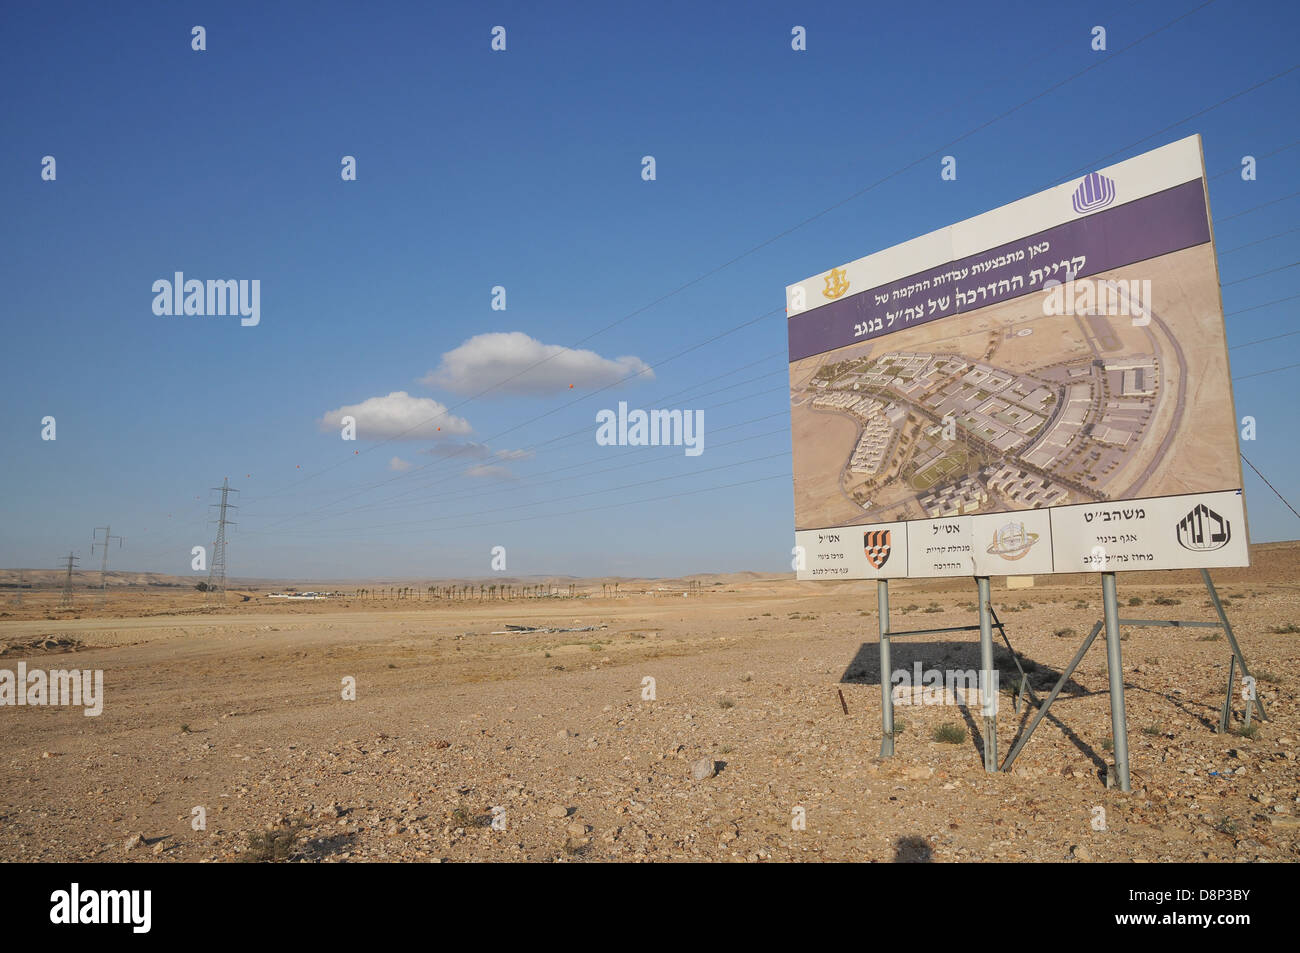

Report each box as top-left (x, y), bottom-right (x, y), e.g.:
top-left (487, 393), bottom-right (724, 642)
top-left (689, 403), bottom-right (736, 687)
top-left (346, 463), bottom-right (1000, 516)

top-left (1216, 189), bottom-right (1300, 223)
top-left (1208, 139), bottom-right (1300, 180)
top-left (1218, 226), bottom-right (1300, 255)
top-left (1241, 452), bottom-right (1300, 521)
top-left (1233, 361), bottom-right (1300, 381)
top-left (1221, 260), bottom-right (1300, 287)
top-left (1224, 293), bottom-right (1300, 316)
top-left (1231, 328), bottom-right (1300, 350)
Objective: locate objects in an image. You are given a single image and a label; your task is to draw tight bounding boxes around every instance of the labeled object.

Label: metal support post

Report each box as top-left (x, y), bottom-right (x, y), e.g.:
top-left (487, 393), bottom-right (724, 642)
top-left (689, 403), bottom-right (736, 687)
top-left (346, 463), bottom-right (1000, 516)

top-left (976, 576), bottom-right (997, 772)
top-left (878, 579), bottom-right (893, 757)
top-left (1101, 572), bottom-right (1131, 793)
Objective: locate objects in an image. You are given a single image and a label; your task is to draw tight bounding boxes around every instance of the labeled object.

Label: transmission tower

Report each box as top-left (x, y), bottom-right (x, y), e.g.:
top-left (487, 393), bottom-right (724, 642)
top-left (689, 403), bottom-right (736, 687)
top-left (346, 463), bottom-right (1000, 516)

top-left (206, 478), bottom-right (238, 602)
top-left (92, 525), bottom-right (124, 605)
top-left (58, 552), bottom-right (79, 608)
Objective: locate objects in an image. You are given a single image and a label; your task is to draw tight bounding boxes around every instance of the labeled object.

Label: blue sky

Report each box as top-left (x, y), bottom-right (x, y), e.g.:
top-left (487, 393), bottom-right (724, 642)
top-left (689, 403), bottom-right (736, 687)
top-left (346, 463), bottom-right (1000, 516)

top-left (2, 0), bottom-right (1298, 580)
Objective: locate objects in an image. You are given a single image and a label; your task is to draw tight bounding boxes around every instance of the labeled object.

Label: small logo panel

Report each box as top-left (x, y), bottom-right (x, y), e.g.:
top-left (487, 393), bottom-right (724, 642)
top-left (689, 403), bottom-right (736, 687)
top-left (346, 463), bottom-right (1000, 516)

top-left (1072, 172), bottom-right (1116, 214)
top-left (1176, 504), bottom-right (1230, 552)
top-left (986, 521), bottom-right (1040, 561)
top-left (864, 530), bottom-right (892, 569)
top-left (822, 267), bottom-right (850, 300)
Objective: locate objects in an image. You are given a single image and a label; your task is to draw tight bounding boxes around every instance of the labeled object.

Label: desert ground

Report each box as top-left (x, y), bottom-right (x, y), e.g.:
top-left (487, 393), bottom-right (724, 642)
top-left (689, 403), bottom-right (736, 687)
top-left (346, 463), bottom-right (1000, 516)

top-left (0, 545), bottom-right (1297, 863)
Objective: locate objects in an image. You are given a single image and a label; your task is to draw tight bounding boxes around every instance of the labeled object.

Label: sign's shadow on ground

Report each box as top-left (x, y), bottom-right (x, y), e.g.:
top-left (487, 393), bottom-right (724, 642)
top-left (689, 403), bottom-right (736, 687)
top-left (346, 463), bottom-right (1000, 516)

top-left (839, 640), bottom-right (1108, 776)
top-left (839, 640), bottom-right (1083, 695)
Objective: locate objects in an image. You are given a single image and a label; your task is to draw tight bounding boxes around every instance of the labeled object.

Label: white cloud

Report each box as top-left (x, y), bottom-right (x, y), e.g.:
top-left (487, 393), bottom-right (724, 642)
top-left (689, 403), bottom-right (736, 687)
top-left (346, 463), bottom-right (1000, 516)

top-left (424, 441), bottom-right (491, 460)
top-left (423, 441), bottom-right (536, 463)
top-left (318, 391), bottom-right (472, 440)
top-left (464, 464), bottom-right (516, 480)
top-left (389, 456), bottom-right (413, 472)
top-left (420, 332), bottom-right (654, 395)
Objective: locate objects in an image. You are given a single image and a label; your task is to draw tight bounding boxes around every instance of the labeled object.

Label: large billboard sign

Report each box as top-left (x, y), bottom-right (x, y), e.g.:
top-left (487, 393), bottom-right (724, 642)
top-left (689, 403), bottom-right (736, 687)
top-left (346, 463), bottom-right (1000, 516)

top-left (789, 135), bottom-right (1249, 579)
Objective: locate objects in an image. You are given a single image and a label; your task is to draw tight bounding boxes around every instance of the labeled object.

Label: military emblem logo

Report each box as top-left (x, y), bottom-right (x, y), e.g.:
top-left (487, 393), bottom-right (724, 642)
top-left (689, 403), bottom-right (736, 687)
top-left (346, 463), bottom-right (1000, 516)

top-left (1176, 503), bottom-right (1230, 552)
top-left (986, 521), bottom-right (1040, 560)
top-left (864, 529), bottom-right (891, 569)
top-left (822, 267), bottom-right (850, 300)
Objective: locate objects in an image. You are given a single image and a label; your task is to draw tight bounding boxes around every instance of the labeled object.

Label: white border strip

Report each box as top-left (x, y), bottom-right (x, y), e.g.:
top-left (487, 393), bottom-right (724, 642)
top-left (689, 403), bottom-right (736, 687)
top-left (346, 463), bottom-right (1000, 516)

top-left (787, 135), bottom-right (1204, 315)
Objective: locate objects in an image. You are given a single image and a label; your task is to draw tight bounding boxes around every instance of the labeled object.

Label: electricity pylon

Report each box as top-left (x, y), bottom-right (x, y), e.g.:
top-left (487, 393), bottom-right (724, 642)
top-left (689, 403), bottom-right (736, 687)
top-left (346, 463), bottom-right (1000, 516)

top-left (58, 552), bottom-right (79, 608)
top-left (206, 478), bottom-right (238, 602)
top-left (92, 525), bottom-right (124, 605)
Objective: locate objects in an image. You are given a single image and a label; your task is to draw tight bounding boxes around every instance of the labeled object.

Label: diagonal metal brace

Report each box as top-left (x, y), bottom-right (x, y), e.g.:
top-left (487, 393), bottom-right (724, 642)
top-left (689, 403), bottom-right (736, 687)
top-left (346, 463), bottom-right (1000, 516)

top-left (987, 602), bottom-right (1041, 707)
top-left (1001, 621), bottom-right (1103, 773)
top-left (1201, 569), bottom-right (1269, 722)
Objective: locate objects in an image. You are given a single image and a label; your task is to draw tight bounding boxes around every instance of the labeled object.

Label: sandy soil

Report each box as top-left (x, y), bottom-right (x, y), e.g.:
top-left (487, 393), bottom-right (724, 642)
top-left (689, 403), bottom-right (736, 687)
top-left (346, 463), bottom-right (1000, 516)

top-left (0, 547), bottom-right (1297, 863)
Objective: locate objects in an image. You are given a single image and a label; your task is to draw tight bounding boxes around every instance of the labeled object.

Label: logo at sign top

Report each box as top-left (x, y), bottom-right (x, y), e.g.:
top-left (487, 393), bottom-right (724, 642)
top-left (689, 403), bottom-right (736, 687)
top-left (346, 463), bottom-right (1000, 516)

top-left (864, 530), bottom-right (891, 569)
top-left (986, 521), bottom-right (1039, 560)
top-left (1071, 171), bottom-right (1116, 214)
top-left (822, 267), bottom-right (850, 300)
top-left (1175, 503), bottom-right (1231, 552)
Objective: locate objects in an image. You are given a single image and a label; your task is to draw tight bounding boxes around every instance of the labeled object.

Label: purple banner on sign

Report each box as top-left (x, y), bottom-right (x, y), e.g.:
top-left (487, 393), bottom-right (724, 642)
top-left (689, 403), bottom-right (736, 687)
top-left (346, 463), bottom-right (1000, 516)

top-left (788, 179), bottom-right (1211, 362)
